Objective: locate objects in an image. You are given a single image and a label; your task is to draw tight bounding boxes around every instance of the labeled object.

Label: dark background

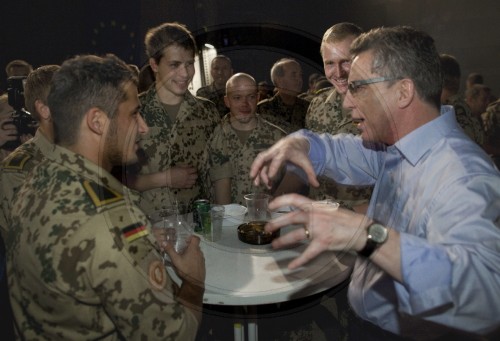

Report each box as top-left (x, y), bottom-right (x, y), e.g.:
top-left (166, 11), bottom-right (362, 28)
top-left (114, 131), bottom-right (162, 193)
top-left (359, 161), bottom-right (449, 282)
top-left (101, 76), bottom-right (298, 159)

top-left (2, 0), bottom-right (499, 95)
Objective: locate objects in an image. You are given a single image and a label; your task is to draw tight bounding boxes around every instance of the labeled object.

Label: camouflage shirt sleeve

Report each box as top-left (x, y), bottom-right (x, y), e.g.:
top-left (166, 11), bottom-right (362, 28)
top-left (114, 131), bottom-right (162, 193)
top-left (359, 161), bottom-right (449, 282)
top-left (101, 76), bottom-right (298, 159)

top-left (81, 205), bottom-right (199, 340)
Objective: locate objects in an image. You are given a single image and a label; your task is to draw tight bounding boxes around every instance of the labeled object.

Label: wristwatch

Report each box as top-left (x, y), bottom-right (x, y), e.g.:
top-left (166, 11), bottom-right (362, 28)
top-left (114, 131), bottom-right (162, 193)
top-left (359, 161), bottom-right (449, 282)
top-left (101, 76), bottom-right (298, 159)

top-left (358, 221), bottom-right (388, 258)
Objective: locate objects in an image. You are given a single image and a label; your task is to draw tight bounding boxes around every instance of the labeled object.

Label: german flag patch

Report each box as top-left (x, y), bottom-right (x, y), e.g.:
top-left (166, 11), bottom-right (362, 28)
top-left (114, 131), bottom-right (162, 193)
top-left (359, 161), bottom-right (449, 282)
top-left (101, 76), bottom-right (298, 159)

top-left (122, 223), bottom-right (148, 243)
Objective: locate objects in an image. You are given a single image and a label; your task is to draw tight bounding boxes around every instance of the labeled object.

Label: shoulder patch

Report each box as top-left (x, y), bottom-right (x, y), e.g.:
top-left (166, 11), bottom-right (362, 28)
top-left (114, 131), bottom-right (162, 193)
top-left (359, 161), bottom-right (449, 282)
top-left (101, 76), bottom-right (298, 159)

top-left (82, 179), bottom-right (124, 208)
top-left (122, 222), bottom-right (148, 243)
top-left (3, 153), bottom-right (32, 170)
top-left (148, 259), bottom-right (167, 290)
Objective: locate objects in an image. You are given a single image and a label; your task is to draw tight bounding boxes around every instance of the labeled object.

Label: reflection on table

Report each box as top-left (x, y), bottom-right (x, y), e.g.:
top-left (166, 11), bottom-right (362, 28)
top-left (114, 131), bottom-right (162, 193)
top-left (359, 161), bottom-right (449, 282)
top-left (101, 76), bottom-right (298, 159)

top-left (167, 214), bottom-right (355, 306)
top-left (166, 212), bottom-right (355, 341)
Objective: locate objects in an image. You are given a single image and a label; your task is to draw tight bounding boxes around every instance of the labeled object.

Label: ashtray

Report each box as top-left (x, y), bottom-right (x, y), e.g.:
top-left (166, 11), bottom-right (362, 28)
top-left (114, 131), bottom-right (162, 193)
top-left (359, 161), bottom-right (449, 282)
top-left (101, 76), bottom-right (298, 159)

top-left (237, 221), bottom-right (280, 245)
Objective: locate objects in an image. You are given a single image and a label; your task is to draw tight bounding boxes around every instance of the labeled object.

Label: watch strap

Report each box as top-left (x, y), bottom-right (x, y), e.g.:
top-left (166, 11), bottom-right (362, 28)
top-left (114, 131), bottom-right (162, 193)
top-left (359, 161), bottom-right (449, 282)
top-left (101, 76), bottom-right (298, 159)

top-left (358, 221), bottom-right (387, 258)
top-left (358, 238), bottom-right (377, 258)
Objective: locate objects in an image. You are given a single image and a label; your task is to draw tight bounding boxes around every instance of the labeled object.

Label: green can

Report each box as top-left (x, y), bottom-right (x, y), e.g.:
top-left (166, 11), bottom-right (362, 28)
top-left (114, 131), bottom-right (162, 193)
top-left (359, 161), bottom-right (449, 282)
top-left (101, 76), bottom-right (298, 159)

top-left (193, 199), bottom-right (210, 233)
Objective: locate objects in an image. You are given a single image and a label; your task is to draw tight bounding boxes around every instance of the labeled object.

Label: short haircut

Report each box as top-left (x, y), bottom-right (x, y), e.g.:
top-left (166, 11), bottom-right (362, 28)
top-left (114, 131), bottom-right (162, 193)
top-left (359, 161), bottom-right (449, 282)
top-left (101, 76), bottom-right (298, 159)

top-left (48, 54), bottom-right (137, 146)
top-left (211, 55), bottom-right (232, 68)
top-left (270, 58), bottom-right (299, 85)
top-left (322, 22), bottom-right (363, 45)
top-left (350, 26), bottom-right (442, 109)
top-left (24, 65), bottom-right (60, 121)
top-left (144, 22), bottom-right (197, 64)
top-left (440, 54), bottom-right (461, 93)
top-left (226, 73), bottom-right (256, 94)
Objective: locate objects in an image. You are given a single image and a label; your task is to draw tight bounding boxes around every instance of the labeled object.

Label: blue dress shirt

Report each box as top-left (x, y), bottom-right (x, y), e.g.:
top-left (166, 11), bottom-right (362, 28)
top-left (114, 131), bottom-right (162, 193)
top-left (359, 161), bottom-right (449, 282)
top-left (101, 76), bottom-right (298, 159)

top-left (297, 106), bottom-right (500, 335)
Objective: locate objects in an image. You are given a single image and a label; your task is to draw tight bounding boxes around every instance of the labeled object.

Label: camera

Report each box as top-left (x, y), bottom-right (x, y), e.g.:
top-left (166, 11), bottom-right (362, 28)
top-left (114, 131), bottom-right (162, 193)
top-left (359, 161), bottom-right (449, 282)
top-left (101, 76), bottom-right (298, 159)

top-left (2, 76), bottom-right (39, 150)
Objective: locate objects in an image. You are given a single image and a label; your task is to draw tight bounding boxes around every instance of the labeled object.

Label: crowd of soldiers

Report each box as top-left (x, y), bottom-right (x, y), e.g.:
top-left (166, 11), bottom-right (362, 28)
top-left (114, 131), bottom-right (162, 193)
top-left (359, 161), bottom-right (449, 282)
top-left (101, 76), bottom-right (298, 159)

top-left (0, 20), bottom-right (499, 340)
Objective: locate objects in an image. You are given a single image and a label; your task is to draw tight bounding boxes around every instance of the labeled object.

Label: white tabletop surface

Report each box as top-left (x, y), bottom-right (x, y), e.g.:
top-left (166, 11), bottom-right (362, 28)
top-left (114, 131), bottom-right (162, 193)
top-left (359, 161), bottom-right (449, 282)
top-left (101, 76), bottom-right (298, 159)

top-left (167, 214), bottom-right (355, 306)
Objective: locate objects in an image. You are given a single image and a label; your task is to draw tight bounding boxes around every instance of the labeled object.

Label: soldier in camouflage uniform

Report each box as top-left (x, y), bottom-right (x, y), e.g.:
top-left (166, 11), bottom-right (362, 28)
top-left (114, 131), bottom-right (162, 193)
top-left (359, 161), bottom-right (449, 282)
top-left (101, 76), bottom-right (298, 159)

top-left (482, 98), bottom-right (500, 168)
top-left (0, 64), bottom-right (59, 341)
top-left (125, 23), bottom-right (220, 215)
top-left (196, 55), bottom-right (233, 117)
top-left (6, 54), bottom-right (205, 340)
top-left (443, 93), bottom-right (484, 145)
top-left (258, 58), bottom-right (309, 133)
top-left (305, 23), bottom-right (372, 212)
top-left (0, 65), bottom-right (59, 238)
top-left (440, 54), bottom-right (485, 146)
top-left (207, 73), bottom-right (286, 205)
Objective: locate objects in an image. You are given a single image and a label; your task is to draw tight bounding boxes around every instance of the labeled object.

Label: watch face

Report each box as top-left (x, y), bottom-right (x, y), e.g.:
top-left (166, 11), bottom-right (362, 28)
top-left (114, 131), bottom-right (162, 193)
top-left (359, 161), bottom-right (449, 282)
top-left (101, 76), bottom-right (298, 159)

top-left (368, 224), bottom-right (388, 244)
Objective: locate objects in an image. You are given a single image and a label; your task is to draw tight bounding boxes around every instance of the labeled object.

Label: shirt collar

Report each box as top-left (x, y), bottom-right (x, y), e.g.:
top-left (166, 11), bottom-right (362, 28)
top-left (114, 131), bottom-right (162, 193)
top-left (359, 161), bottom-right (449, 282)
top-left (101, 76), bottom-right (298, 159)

top-left (393, 105), bottom-right (457, 166)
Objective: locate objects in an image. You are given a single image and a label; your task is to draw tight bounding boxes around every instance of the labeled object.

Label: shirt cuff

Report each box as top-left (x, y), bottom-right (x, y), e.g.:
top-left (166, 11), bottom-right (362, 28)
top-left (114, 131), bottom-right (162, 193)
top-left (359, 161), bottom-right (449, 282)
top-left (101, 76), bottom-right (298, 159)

top-left (397, 233), bottom-right (453, 316)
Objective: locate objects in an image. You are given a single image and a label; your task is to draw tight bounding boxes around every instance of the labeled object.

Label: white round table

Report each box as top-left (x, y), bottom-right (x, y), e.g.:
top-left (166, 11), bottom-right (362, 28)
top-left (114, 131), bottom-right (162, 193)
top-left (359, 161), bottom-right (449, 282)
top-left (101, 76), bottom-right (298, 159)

top-left (168, 217), bottom-right (355, 306)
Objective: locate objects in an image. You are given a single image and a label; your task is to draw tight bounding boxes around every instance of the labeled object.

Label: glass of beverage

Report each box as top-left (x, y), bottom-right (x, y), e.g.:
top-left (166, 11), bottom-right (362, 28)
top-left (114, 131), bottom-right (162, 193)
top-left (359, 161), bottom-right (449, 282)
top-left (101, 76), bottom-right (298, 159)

top-left (244, 193), bottom-right (271, 222)
top-left (199, 205), bottom-right (225, 242)
top-left (150, 210), bottom-right (194, 263)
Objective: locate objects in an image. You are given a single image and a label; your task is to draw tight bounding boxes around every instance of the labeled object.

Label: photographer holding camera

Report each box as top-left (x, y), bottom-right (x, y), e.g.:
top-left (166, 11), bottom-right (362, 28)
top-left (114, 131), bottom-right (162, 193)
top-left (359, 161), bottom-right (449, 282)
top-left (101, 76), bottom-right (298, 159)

top-left (0, 75), bottom-right (39, 152)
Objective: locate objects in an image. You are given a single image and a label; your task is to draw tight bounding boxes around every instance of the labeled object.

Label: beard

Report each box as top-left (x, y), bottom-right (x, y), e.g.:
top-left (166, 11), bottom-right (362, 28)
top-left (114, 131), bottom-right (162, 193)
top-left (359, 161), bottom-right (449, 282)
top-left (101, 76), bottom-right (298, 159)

top-left (104, 119), bottom-right (137, 166)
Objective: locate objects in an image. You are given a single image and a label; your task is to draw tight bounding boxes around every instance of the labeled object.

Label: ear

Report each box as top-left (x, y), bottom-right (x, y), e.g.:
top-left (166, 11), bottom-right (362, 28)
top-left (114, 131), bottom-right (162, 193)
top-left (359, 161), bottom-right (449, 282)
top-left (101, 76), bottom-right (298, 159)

top-left (149, 57), bottom-right (159, 73)
top-left (34, 100), bottom-right (50, 121)
top-left (397, 79), bottom-right (415, 109)
top-left (85, 108), bottom-right (108, 135)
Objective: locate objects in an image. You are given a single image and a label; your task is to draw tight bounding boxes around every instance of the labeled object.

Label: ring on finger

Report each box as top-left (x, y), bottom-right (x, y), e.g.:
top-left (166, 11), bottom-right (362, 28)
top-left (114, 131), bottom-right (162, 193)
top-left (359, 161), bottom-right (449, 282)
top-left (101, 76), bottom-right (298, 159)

top-left (303, 227), bottom-right (310, 239)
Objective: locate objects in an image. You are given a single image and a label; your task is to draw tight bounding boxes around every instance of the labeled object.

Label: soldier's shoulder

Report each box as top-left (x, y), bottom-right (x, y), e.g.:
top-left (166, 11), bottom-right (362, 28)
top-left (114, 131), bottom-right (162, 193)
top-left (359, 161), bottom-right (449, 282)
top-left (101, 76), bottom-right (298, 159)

top-left (257, 97), bottom-right (274, 107)
top-left (1, 143), bottom-right (38, 171)
top-left (80, 179), bottom-right (126, 212)
top-left (316, 86), bottom-right (334, 96)
top-left (259, 117), bottom-right (287, 136)
top-left (196, 85), bottom-right (210, 96)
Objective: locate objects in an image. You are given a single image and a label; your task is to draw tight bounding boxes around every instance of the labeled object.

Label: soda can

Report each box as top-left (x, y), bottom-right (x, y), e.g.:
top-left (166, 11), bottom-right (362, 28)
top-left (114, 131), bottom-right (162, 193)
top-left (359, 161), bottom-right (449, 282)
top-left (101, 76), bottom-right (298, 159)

top-left (193, 199), bottom-right (210, 233)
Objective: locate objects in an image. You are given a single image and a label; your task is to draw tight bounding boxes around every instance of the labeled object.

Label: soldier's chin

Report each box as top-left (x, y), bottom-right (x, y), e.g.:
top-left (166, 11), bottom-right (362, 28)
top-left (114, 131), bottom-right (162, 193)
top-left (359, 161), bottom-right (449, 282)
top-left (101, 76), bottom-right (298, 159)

top-left (333, 82), bottom-right (348, 94)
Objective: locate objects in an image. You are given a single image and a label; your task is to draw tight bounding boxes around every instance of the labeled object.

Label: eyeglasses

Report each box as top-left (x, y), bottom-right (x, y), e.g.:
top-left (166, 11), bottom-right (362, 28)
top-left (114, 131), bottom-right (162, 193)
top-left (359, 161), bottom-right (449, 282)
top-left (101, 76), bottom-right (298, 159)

top-left (347, 77), bottom-right (399, 95)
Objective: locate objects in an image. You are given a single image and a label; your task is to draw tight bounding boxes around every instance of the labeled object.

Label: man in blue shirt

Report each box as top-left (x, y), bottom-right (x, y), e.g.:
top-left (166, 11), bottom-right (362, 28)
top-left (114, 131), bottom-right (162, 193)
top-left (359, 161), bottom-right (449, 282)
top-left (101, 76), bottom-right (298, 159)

top-left (250, 26), bottom-right (500, 339)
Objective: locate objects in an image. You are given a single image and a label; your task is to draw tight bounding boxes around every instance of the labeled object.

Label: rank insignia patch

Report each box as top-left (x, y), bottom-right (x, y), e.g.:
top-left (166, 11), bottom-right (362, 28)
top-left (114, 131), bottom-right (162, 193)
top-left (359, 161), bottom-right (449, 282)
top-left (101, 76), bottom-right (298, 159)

top-left (82, 180), bottom-right (123, 207)
top-left (4, 154), bottom-right (32, 170)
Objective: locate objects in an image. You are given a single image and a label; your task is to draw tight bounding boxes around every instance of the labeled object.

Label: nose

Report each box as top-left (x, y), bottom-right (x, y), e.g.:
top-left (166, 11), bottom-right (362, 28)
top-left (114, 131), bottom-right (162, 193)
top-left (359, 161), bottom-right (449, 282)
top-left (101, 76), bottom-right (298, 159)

top-left (343, 88), bottom-right (355, 110)
top-left (138, 114), bottom-right (149, 135)
top-left (332, 64), bottom-right (342, 78)
top-left (178, 63), bottom-right (190, 78)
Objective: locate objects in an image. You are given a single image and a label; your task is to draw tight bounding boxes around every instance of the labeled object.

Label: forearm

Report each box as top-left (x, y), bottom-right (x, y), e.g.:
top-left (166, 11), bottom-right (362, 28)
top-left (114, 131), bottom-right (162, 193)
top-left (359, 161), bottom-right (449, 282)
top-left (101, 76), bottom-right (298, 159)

top-left (177, 281), bottom-right (205, 324)
top-left (126, 172), bottom-right (169, 192)
top-left (213, 178), bottom-right (231, 205)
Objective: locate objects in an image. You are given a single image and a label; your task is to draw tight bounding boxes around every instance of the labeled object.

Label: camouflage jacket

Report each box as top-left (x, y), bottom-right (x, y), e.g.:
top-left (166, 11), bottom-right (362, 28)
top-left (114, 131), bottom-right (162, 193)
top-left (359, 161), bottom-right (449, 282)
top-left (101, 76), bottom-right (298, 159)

top-left (445, 94), bottom-right (485, 145)
top-left (196, 83), bottom-right (229, 117)
top-left (0, 130), bottom-right (53, 239)
top-left (305, 87), bottom-right (357, 134)
top-left (304, 88), bottom-right (372, 208)
top-left (6, 144), bottom-right (198, 340)
top-left (207, 115), bottom-right (286, 205)
top-left (482, 99), bottom-right (500, 166)
top-left (257, 94), bottom-right (309, 133)
top-left (134, 86), bottom-right (220, 214)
